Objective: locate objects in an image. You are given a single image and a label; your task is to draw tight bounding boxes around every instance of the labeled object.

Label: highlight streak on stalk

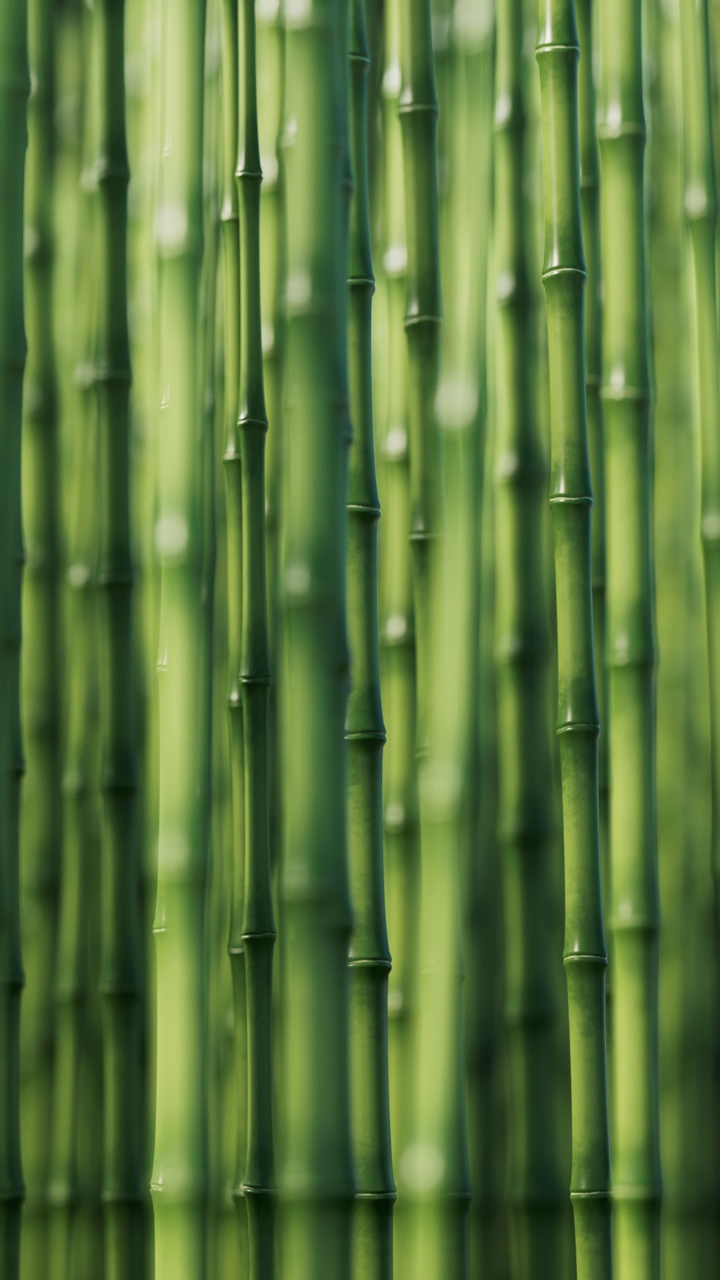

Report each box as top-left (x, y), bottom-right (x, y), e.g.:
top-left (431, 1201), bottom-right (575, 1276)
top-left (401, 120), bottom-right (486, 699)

top-left (346, 0), bottom-right (395, 1271)
top-left (680, 0), bottom-right (720, 933)
top-left (278, 0), bottom-right (354, 1273)
top-left (92, 2), bottom-right (146, 1274)
top-left (20, 1), bottom-right (60, 1272)
top-left (0, 0), bottom-right (29, 1271)
top-left (494, 3), bottom-right (564, 1274)
top-left (235, 0), bottom-right (278, 1267)
top-left (536, 2), bottom-right (613, 1277)
top-left (597, 0), bottom-right (661, 1273)
top-left (397, 0), bottom-right (470, 1272)
top-left (150, 1), bottom-right (209, 1275)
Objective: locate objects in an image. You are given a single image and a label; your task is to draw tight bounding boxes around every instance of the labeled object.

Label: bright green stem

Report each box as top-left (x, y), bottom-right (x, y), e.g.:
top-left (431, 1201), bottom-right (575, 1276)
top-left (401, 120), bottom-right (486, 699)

top-left (20, 2), bottom-right (60, 1274)
top-left (151, 2), bottom-right (209, 1275)
top-left (347, 0), bottom-right (395, 1273)
top-left (680, 0), bottom-right (720, 928)
top-left (536, 4), bottom-right (612, 1278)
top-left (92, 2), bottom-right (146, 1274)
top-left (597, 1), bottom-right (661, 1274)
top-left (219, 0), bottom-right (249, 1271)
top-left (279, 0), bottom-right (354, 1273)
top-left (236, 0), bottom-right (277, 1270)
top-left (0, 1), bottom-right (28, 1271)
top-left (495, 4), bottom-right (564, 1274)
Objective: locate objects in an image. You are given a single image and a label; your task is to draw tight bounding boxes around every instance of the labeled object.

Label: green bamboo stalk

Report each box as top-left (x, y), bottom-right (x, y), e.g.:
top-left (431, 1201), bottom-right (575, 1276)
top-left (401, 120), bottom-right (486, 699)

top-left (150, 0), bottom-right (209, 1274)
top-left (597, 0), bottom-right (661, 1272)
top-left (536, 3), bottom-right (612, 1276)
top-left (679, 0), bottom-right (720, 928)
top-left (236, 0), bottom-right (277, 1267)
top-left (20, 1), bottom-right (60, 1272)
top-left (346, 0), bottom-right (395, 1271)
top-left (278, 0), bottom-right (354, 1269)
top-left (494, 3), bottom-right (564, 1274)
top-left (91, 1), bottom-right (146, 1274)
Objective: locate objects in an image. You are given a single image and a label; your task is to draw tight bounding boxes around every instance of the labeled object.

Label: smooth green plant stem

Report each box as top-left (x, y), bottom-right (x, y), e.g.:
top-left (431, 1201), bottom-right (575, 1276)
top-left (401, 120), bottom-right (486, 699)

top-left (236, 0), bottom-right (277, 1270)
top-left (279, 0), bottom-right (354, 1272)
top-left (494, 4), bottom-right (564, 1275)
top-left (0, 1), bottom-right (29, 1271)
top-left (346, 0), bottom-right (395, 1273)
top-left (219, 0), bottom-right (249, 1271)
top-left (597, 1), bottom-right (661, 1274)
top-left (20, 1), bottom-right (60, 1274)
top-left (150, 1), bottom-right (209, 1275)
top-left (679, 0), bottom-right (720, 929)
top-left (92, 2), bottom-right (146, 1275)
top-left (536, 4), bottom-right (612, 1278)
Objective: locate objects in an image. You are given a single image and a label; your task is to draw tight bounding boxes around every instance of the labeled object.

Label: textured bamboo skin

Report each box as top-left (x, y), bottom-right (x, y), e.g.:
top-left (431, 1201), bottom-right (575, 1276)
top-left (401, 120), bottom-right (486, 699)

top-left (0, 1), bottom-right (28, 1271)
top-left (150, 2), bottom-right (209, 1275)
top-left (680, 0), bottom-right (720, 927)
top-left (92, 2), bottom-right (146, 1274)
top-left (536, 4), bottom-right (612, 1277)
top-left (495, 4), bottom-right (564, 1274)
top-left (279, 0), bottom-right (354, 1274)
top-left (20, 2), bottom-right (60, 1273)
top-left (597, 1), bottom-right (661, 1274)
top-left (236, 0), bottom-right (278, 1268)
top-left (219, 0), bottom-right (249, 1273)
top-left (347, 0), bottom-right (395, 1272)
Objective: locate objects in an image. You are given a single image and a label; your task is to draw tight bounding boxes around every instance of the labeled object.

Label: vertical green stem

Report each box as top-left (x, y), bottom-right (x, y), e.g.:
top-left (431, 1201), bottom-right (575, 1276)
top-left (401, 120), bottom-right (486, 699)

top-left (20, 1), bottom-right (60, 1273)
top-left (347, 0), bottom-right (395, 1273)
top-left (278, 0), bottom-right (354, 1271)
top-left (150, 1), bottom-right (209, 1275)
top-left (536, 2), bottom-right (612, 1276)
top-left (0, 0), bottom-right (28, 1271)
top-left (597, 0), bottom-right (661, 1274)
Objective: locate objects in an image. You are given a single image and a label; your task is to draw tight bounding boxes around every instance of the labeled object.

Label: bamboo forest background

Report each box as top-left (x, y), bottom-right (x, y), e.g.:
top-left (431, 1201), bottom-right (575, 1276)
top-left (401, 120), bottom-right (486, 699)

top-left (2, 0), bottom-right (720, 1276)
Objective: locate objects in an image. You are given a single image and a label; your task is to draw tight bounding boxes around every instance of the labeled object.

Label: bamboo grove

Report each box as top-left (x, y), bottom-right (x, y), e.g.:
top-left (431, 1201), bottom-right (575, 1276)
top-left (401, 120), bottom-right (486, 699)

top-left (2, 0), bottom-right (720, 1276)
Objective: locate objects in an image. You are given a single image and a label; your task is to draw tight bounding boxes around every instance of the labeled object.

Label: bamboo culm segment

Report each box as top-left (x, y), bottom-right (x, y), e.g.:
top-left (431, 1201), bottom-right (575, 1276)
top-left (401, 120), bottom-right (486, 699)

top-left (347, 0), bottom-right (395, 1272)
top-left (151, 2), bottom-right (209, 1276)
top-left (494, 2), bottom-right (564, 1273)
top-left (20, 1), bottom-right (60, 1273)
top-left (92, 1), bottom-right (145, 1274)
top-left (0, 1), bottom-right (29, 1271)
top-left (279, 0), bottom-right (354, 1274)
top-left (598, 1), bottom-right (661, 1274)
top-left (236, 0), bottom-right (277, 1268)
top-left (679, 0), bottom-right (720, 927)
top-left (536, 5), bottom-right (612, 1278)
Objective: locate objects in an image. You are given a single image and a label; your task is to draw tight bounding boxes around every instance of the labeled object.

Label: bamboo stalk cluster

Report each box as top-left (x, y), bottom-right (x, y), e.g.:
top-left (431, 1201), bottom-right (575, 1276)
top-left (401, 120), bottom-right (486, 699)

top-left (3, 0), bottom-right (720, 1277)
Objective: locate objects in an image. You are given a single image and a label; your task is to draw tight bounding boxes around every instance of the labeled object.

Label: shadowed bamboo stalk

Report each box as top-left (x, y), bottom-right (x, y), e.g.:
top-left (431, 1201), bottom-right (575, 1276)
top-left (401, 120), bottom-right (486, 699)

top-left (346, 0), bottom-right (395, 1271)
top-left (20, 1), bottom-right (60, 1272)
top-left (92, 1), bottom-right (146, 1274)
top-left (0, 0), bottom-right (29, 1271)
top-left (494, 3), bottom-right (564, 1273)
top-left (150, 0), bottom-right (209, 1274)
top-left (536, 2), bottom-right (612, 1276)
top-left (278, 0), bottom-right (354, 1270)
top-left (597, 0), bottom-right (661, 1273)
top-left (236, 0), bottom-right (277, 1266)
top-left (397, 0), bottom-right (470, 1272)
top-left (219, 1), bottom-right (249, 1274)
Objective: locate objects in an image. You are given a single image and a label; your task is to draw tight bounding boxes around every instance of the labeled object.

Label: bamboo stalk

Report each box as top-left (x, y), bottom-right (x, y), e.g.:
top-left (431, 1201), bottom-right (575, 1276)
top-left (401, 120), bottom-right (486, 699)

top-left (494, 3), bottom-right (564, 1273)
top-left (597, 0), bottom-right (661, 1273)
top-left (20, 1), bottom-right (61, 1272)
top-left (278, 0), bottom-right (354, 1269)
top-left (150, 0), bottom-right (210, 1274)
top-left (536, 3), bottom-right (612, 1276)
top-left (91, 1), bottom-right (146, 1273)
top-left (235, 0), bottom-right (277, 1267)
top-left (346, 0), bottom-right (395, 1271)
